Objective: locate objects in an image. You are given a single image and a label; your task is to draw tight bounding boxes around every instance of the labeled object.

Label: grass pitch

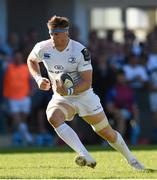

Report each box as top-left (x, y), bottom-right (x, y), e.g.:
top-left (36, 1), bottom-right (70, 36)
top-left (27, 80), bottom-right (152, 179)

top-left (0, 145), bottom-right (157, 179)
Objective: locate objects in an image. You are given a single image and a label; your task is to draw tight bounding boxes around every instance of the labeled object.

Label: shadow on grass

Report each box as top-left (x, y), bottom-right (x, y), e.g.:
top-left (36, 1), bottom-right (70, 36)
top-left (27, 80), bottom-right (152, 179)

top-left (143, 168), bottom-right (157, 173)
top-left (0, 145), bottom-right (157, 154)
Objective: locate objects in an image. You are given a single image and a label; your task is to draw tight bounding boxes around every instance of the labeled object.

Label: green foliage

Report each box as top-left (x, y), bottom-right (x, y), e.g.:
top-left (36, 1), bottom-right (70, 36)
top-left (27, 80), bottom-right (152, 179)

top-left (0, 145), bottom-right (157, 179)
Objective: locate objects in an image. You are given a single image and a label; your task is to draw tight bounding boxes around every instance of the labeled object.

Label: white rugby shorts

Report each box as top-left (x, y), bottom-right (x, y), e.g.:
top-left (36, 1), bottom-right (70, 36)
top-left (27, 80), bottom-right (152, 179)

top-left (46, 88), bottom-right (103, 121)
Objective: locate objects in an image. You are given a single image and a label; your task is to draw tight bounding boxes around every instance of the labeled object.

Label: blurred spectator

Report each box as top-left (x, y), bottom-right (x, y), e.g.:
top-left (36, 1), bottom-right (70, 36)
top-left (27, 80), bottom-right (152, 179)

top-left (107, 42), bottom-right (126, 70)
top-left (20, 27), bottom-right (39, 60)
top-left (31, 89), bottom-right (52, 133)
top-left (3, 50), bottom-right (33, 146)
top-left (123, 53), bottom-right (149, 91)
top-left (123, 53), bottom-right (149, 115)
top-left (139, 52), bottom-right (148, 66)
top-left (88, 30), bottom-right (100, 62)
top-left (105, 69), bottom-right (140, 144)
top-left (2, 32), bottom-right (20, 57)
top-left (148, 67), bottom-right (157, 143)
top-left (124, 29), bottom-right (136, 55)
top-left (30, 63), bottom-right (54, 146)
top-left (147, 50), bottom-right (157, 143)
top-left (0, 50), bottom-right (7, 102)
top-left (147, 54), bottom-right (157, 72)
top-left (92, 53), bottom-right (117, 109)
top-left (0, 50), bottom-right (8, 134)
top-left (146, 26), bottom-right (157, 54)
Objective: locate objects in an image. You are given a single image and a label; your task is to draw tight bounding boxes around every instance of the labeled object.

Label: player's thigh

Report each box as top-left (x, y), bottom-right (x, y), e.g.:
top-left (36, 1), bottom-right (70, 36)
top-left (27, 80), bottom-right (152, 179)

top-left (82, 111), bottom-right (107, 124)
top-left (56, 102), bottom-right (76, 120)
top-left (46, 101), bottom-right (76, 123)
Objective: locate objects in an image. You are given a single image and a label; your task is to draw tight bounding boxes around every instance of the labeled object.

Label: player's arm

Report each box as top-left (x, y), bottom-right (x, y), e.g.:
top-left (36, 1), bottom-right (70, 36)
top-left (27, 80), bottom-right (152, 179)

top-left (73, 47), bottom-right (93, 94)
top-left (55, 70), bottom-right (92, 96)
top-left (73, 70), bottom-right (92, 94)
top-left (27, 57), bottom-right (41, 76)
top-left (27, 57), bottom-right (51, 91)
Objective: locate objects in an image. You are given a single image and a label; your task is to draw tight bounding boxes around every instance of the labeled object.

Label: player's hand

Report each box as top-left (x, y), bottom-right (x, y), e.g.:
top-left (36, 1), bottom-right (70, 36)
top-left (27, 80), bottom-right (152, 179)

top-left (55, 79), bottom-right (68, 96)
top-left (37, 77), bottom-right (51, 91)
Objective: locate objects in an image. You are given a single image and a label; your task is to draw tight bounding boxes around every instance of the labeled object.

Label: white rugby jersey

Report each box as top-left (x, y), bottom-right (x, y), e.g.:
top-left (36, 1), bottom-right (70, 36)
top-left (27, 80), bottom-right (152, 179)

top-left (29, 39), bottom-right (92, 92)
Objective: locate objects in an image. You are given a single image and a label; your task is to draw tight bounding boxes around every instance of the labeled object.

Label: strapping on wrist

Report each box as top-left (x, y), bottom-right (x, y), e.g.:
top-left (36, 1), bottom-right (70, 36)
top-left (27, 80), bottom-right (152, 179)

top-left (33, 74), bottom-right (42, 83)
top-left (67, 87), bottom-right (74, 95)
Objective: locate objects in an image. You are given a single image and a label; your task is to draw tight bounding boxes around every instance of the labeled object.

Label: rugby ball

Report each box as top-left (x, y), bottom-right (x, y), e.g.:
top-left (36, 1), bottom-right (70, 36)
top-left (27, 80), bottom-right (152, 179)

top-left (60, 73), bottom-right (74, 88)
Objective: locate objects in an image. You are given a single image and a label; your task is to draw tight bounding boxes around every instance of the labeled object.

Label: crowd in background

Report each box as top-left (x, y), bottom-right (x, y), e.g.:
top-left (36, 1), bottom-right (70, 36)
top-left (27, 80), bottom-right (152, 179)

top-left (0, 25), bottom-right (157, 147)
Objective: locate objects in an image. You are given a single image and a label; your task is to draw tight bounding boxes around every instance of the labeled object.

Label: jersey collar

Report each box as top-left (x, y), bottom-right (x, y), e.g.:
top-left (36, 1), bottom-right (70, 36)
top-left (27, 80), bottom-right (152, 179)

top-left (52, 39), bottom-right (71, 52)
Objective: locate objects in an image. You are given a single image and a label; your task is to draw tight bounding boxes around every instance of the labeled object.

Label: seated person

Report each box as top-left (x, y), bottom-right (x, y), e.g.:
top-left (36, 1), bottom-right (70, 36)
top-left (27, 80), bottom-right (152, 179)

top-left (105, 69), bottom-right (140, 143)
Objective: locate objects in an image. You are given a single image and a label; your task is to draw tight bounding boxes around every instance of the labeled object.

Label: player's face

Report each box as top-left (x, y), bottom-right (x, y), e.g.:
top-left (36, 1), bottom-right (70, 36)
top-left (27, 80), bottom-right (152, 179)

top-left (50, 32), bottom-right (68, 46)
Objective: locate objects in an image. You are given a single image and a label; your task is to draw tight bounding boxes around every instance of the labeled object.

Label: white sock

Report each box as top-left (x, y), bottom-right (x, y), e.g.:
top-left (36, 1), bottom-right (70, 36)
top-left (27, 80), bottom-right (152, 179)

top-left (108, 131), bottom-right (134, 162)
top-left (55, 123), bottom-right (92, 158)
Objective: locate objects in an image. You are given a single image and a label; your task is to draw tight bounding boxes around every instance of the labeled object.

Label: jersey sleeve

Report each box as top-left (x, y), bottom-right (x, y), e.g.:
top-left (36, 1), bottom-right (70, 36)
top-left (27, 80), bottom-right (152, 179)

top-left (28, 43), bottom-right (42, 63)
top-left (77, 48), bottom-right (93, 72)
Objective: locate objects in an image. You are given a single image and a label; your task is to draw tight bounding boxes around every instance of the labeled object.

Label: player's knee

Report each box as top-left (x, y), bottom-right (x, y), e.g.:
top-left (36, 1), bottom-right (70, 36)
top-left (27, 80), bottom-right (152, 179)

top-left (91, 118), bottom-right (116, 142)
top-left (46, 108), bottom-right (65, 128)
top-left (91, 118), bottom-right (109, 132)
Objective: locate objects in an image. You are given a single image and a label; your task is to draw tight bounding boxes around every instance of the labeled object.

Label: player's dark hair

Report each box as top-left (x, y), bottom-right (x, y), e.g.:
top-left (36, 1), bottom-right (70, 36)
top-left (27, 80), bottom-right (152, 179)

top-left (47, 15), bottom-right (69, 29)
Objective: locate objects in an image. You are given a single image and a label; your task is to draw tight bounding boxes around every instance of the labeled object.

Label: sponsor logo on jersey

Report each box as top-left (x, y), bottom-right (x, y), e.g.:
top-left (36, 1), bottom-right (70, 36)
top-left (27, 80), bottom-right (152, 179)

top-left (54, 65), bottom-right (64, 70)
top-left (93, 106), bottom-right (101, 112)
top-left (68, 57), bottom-right (76, 64)
top-left (48, 70), bottom-right (63, 74)
top-left (43, 53), bottom-right (51, 59)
